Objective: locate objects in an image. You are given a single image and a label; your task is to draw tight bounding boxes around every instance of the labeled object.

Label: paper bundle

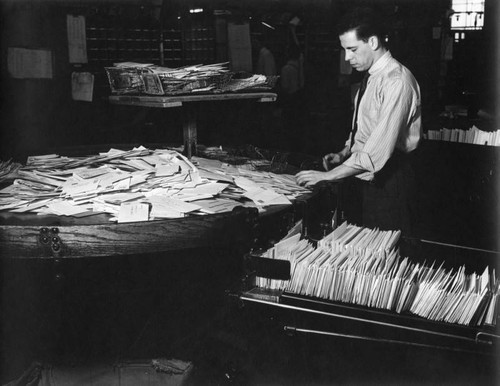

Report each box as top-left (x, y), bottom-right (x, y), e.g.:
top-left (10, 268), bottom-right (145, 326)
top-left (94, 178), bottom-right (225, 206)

top-left (0, 146), bottom-right (309, 223)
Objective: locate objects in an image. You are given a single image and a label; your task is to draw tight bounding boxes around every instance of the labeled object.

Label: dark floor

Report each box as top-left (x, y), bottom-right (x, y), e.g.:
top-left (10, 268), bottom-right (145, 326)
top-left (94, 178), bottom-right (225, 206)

top-left (169, 300), bottom-right (499, 386)
top-left (2, 247), bottom-right (499, 386)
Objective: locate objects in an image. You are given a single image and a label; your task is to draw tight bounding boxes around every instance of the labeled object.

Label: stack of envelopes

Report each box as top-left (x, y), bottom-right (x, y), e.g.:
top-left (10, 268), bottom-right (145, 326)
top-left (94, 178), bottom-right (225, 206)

top-left (0, 146), bottom-right (310, 223)
top-left (254, 221), bottom-right (499, 327)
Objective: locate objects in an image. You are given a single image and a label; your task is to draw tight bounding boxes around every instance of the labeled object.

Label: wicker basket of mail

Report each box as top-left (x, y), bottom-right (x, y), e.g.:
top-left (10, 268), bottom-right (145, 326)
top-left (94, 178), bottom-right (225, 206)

top-left (105, 65), bottom-right (153, 94)
top-left (157, 72), bottom-right (233, 95)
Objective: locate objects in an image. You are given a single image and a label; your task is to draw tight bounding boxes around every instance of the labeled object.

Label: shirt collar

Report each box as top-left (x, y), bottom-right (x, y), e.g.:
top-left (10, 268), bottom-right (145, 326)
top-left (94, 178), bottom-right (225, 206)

top-left (368, 50), bottom-right (392, 76)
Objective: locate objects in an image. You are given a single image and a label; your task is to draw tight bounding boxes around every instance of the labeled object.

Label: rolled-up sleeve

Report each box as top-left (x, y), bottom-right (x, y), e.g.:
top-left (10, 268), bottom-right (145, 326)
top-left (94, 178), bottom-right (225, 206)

top-left (343, 76), bottom-right (416, 176)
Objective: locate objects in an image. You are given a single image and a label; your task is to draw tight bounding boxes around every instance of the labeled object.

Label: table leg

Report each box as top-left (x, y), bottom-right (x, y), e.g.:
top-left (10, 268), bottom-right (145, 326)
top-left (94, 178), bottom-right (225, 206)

top-left (182, 105), bottom-right (197, 158)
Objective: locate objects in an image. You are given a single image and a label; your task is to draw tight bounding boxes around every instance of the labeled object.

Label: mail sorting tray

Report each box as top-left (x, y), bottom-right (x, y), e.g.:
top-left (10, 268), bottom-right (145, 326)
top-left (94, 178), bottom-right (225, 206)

top-left (239, 243), bottom-right (500, 356)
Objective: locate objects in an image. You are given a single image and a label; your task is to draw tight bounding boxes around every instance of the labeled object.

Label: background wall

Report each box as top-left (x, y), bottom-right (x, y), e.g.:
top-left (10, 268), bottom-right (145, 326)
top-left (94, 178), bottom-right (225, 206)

top-left (1, 0), bottom-right (497, 160)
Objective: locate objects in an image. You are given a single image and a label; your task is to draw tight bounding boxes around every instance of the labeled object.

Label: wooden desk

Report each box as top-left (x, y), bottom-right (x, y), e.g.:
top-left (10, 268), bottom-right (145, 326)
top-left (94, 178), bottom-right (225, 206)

top-left (0, 142), bottom-right (330, 261)
top-left (0, 208), bottom-right (259, 259)
top-left (109, 92), bottom-right (277, 158)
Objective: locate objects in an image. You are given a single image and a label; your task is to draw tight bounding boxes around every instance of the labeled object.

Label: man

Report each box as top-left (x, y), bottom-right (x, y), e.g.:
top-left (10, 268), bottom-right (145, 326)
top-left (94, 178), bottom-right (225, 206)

top-left (254, 37), bottom-right (277, 77)
top-left (296, 7), bottom-right (422, 234)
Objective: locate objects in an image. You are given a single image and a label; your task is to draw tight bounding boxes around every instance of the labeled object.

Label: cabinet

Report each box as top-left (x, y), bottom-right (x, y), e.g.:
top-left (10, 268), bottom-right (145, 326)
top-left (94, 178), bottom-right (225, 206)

top-left (412, 140), bottom-right (499, 251)
top-left (238, 235), bottom-right (499, 357)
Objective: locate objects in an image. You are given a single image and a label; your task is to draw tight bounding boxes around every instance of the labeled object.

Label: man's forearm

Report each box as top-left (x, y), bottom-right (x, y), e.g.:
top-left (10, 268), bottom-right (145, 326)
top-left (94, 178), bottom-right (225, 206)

top-left (296, 149), bottom-right (364, 187)
top-left (326, 163), bottom-right (364, 181)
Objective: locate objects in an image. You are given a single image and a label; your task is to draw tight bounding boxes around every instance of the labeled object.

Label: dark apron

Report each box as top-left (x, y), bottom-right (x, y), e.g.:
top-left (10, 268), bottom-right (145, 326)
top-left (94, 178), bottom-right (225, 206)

top-left (342, 150), bottom-right (417, 235)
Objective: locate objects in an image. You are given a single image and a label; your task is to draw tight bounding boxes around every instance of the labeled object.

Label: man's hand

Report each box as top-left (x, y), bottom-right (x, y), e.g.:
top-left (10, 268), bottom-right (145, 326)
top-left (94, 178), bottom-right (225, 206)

top-left (322, 153), bottom-right (343, 171)
top-left (295, 170), bottom-right (328, 188)
top-left (322, 146), bottom-right (350, 171)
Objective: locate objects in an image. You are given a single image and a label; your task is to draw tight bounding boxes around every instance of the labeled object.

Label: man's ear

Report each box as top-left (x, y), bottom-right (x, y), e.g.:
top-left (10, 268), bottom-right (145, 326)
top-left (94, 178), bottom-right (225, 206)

top-left (368, 35), bottom-right (381, 51)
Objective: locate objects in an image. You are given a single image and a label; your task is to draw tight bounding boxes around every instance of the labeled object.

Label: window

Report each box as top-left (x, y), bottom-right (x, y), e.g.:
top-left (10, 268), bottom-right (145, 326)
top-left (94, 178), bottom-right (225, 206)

top-left (450, 0), bottom-right (484, 30)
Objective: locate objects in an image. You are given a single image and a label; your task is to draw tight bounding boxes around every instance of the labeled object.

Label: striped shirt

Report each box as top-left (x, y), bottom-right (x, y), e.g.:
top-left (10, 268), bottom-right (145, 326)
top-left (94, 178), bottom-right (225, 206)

top-left (343, 51), bottom-right (422, 181)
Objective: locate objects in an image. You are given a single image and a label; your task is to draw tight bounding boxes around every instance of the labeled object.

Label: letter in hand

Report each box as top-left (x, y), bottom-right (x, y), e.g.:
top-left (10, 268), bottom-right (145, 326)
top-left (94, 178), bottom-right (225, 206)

top-left (322, 152), bottom-right (342, 171)
top-left (295, 170), bottom-right (327, 188)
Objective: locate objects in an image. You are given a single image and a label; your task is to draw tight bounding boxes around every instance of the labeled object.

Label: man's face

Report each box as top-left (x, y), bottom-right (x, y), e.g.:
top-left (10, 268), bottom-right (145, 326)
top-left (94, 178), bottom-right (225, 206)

top-left (339, 30), bottom-right (374, 72)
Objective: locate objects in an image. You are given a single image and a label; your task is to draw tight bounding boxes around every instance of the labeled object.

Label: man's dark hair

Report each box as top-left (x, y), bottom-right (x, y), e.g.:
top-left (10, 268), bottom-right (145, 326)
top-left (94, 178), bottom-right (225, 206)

top-left (337, 7), bottom-right (387, 46)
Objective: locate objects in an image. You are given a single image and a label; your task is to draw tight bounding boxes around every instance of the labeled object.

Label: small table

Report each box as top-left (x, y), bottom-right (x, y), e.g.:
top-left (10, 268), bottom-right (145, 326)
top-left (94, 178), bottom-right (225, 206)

top-left (109, 92), bottom-right (277, 158)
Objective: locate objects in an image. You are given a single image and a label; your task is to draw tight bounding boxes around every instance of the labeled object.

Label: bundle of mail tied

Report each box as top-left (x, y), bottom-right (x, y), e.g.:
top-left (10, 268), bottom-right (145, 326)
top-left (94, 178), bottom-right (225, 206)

top-left (0, 146), bottom-right (309, 223)
top-left (254, 222), bottom-right (499, 328)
